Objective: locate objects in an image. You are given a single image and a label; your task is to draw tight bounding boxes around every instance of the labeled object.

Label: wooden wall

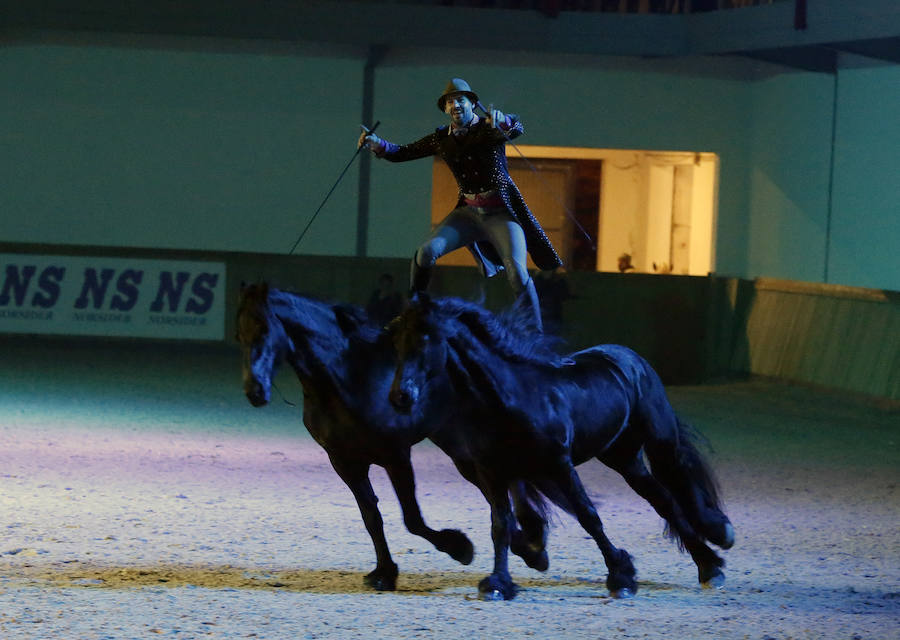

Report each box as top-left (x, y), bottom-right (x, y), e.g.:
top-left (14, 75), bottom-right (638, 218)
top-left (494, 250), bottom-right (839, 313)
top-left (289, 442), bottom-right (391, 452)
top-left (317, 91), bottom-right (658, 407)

top-left (4, 244), bottom-right (897, 401)
top-left (721, 278), bottom-right (899, 400)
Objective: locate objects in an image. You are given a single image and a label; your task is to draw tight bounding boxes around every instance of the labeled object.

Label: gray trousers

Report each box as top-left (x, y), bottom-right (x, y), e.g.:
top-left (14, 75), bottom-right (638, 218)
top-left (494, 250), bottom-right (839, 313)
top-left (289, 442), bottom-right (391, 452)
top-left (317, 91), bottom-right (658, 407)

top-left (413, 205), bottom-right (543, 331)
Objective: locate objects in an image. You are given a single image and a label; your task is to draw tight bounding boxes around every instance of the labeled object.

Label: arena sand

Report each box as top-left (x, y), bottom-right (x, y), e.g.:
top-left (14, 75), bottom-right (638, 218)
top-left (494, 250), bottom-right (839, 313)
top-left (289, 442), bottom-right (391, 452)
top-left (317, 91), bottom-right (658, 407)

top-left (0, 338), bottom-right (897, 639)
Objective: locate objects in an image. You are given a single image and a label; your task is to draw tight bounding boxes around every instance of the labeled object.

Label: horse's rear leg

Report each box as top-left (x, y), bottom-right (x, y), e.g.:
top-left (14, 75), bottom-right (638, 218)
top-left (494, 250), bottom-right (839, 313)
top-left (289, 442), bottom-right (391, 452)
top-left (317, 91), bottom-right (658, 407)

top-left (383, 458), bottom-right (474, 565)
top-left (605, 451), bottom-right (726, 588)
top-left (548, 460), bottom-right (637, 597)
top-left (327, 454), bottom-right (398, 591)
top-left (453, 460), bottom-right (544, 572)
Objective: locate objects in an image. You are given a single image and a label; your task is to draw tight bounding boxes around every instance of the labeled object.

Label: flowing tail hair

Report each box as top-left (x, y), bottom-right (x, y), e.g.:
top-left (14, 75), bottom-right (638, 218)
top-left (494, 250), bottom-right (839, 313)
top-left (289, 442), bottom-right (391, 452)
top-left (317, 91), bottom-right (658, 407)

top-left (656, 418), bottom-right (725, 550)
top-left (522, 478), bottom-right (577, 522)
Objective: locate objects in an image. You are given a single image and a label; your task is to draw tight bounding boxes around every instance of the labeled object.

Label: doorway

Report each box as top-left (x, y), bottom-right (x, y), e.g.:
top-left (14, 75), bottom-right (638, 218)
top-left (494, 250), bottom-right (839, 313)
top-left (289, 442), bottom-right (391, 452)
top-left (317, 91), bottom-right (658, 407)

top-left (430, 145), bottom-right (718, 275)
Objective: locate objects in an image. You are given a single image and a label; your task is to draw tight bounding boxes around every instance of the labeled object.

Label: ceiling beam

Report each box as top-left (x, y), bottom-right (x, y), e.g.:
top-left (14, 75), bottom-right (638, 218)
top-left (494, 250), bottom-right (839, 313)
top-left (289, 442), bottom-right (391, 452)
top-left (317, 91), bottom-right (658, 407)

top-left (2, 0), bottom-right (898, 72)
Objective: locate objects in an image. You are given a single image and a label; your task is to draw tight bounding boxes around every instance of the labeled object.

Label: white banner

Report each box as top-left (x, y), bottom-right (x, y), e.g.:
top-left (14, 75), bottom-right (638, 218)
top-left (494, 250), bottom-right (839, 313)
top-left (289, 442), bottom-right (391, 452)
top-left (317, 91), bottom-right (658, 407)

top-left (0, 254), bottom-right (226, 340)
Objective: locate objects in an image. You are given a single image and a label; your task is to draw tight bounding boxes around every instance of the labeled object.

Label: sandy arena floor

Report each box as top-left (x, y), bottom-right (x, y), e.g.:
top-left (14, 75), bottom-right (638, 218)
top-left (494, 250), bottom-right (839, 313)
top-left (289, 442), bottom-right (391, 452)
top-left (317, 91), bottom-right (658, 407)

top-left (1, 338), bottom-right (897, 639)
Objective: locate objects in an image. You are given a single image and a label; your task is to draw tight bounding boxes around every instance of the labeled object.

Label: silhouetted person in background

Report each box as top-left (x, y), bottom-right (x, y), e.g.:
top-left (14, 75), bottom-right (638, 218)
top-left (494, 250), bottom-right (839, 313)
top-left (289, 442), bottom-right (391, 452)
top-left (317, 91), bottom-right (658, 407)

top-left (366, 273), bottom-right (404, 328)
top-left (618, 253), bottom-right (636, 273)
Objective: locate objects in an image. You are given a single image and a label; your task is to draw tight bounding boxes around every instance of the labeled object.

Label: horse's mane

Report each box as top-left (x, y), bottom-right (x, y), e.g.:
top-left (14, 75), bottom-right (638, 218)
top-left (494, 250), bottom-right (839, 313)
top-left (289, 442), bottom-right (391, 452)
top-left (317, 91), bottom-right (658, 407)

top-left (426, 296), bottom-right (568, 369)
top-left (241, 284), bottom-right (395, 409)
top-left (239, 283), bottom-right (385, 353)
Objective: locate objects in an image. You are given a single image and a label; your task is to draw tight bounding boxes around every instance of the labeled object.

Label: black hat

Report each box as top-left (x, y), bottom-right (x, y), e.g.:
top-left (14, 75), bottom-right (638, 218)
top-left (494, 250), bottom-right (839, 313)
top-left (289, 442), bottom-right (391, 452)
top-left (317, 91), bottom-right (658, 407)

top-left (437, 78), bottom-right (479, 111)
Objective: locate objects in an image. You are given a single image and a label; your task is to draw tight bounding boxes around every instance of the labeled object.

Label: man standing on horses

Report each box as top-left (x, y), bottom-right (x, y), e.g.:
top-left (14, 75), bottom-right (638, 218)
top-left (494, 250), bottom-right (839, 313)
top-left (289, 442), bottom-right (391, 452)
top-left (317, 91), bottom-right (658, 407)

top-left (358, 78), bottom-right (562, 332)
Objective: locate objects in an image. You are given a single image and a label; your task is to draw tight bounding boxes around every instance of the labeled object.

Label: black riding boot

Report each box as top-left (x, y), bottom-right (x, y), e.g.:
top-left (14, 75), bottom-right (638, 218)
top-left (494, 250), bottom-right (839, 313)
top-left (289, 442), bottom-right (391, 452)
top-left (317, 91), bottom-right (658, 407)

top-left (409, 258), bottom-right (432, 297)
top-left (515, 276), bottom-right (543, 333)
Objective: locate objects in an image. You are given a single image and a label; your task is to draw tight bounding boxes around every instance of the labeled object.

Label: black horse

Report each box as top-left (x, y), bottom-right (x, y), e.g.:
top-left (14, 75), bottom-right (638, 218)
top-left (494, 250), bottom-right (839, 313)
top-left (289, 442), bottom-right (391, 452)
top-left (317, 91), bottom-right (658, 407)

top-left (236, 283), bottom-right (550, 592)
top-left (388, 293), bottom-right (735, 600)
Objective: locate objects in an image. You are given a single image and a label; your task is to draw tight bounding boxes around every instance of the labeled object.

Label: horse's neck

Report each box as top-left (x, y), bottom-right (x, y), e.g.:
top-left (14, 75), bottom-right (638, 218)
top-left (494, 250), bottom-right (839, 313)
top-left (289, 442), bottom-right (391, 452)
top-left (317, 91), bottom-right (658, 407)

top-left (270, 294), bottom-right (389, 410)
top-left (271, 296), bottom-right (349, 387)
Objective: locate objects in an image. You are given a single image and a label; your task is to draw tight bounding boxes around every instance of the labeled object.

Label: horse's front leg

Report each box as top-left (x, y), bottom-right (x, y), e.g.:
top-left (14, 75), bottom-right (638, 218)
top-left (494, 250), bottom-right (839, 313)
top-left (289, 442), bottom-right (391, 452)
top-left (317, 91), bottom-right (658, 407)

top-left (475, 468), bottom-right (519, 601)
top-left (326, 453), bottom-right (398, 591)
top-left (383, 455), bottom-right (474, 565)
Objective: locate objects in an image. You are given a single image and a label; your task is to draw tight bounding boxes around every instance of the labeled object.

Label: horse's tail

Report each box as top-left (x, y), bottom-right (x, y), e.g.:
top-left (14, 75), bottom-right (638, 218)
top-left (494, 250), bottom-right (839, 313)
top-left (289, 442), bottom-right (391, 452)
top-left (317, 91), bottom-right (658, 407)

top-left (527, 478), bottom-right (576, 520)
top-left (674, 417), bottom-right (723, 510)
top-left (654, 417), bottom-right (731, 550)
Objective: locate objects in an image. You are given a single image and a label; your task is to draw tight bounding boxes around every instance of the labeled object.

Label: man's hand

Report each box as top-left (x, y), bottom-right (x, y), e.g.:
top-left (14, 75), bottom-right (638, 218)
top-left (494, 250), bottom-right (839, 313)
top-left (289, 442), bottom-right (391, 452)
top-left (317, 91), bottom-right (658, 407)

top-left (358, 125), bottom-right (383, 152)
top-left (485, 106), bottom-right (506, 129)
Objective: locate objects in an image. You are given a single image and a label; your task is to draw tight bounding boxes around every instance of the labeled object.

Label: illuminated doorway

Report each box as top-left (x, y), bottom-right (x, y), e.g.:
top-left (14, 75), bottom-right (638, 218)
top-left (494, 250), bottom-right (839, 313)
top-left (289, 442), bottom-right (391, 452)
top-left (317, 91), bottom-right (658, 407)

top-left (430, 146), bottom-right (718, 275)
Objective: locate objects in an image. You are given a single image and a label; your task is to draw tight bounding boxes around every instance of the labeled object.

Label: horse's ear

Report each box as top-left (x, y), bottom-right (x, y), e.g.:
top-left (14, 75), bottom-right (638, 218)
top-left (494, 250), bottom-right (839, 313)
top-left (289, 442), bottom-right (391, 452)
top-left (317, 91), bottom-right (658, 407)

top-left (239, 280), bottom-right (268, 297)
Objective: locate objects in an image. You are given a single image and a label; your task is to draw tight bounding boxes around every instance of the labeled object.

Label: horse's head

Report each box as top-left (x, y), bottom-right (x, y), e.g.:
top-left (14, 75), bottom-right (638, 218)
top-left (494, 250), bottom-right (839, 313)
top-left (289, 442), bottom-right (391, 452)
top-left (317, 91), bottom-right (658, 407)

top-left (236, 282), bottom-right (293, 407)
top-left (387, 293), bottom-right (447, 413)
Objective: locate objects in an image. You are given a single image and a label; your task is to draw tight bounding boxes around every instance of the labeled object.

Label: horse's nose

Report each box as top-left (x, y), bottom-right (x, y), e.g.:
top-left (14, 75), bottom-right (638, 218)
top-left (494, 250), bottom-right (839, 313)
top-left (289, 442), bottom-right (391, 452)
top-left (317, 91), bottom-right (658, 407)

top-left (389, 387), bottom-right (412, 413)
top-left (244, 379), bottom-right (269, 407)
top-left (389, 380), bottom-right (419, 413)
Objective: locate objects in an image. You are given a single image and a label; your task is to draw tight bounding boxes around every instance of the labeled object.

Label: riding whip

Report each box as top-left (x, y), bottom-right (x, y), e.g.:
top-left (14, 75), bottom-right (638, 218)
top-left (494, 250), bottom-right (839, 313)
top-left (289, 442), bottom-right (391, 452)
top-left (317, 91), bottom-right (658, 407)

top-left (475, 102), bottom-right (596, 252)
top-left (288, 121), bottom-right (380, 255)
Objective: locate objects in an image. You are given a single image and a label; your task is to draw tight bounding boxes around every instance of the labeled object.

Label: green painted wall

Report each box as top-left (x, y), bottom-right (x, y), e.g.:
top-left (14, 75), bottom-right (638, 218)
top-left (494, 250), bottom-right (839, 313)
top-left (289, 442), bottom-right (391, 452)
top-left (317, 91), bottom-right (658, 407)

top-left (829, 64), bottom-right (900, 291)
top-left (746, 72), bottom-right (835, 283)
top-left (2, 44), bottom-right (363, 256)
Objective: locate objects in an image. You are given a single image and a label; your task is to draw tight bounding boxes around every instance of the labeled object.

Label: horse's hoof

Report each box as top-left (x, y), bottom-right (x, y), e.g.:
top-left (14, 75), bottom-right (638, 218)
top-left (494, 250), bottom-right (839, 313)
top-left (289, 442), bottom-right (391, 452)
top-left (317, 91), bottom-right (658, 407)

top-left (364, 576), bottom-right (396, 591)
top-left (364, 576), bottom-right (397, 591)
top-left (606, 549), bottom-right (638, 596)
top-left (611, 587), bottom-right (635, 600)
top-left (438, 529), bottom-right (475, 565)
top-left (364, 566), bottom-right (398, 592)
top-left (478, 575), bottom-right (519, 601)
top-left (701, 569), bottom-right (726, 590)
top-left (481, 589), bottom-right (506, 602)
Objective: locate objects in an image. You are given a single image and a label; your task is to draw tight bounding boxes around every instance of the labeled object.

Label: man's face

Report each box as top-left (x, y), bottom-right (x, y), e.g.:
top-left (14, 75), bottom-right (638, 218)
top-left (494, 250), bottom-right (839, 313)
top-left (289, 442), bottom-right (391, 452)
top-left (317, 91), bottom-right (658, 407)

top-left (444, 93), bottom-right (474, 127)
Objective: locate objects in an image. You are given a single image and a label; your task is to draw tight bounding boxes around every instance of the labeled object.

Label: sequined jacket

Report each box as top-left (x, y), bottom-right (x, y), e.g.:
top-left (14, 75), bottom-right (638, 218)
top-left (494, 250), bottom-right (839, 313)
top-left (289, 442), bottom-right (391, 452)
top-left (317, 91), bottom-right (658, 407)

top-left (376, 115), bottom-right (562, 277)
